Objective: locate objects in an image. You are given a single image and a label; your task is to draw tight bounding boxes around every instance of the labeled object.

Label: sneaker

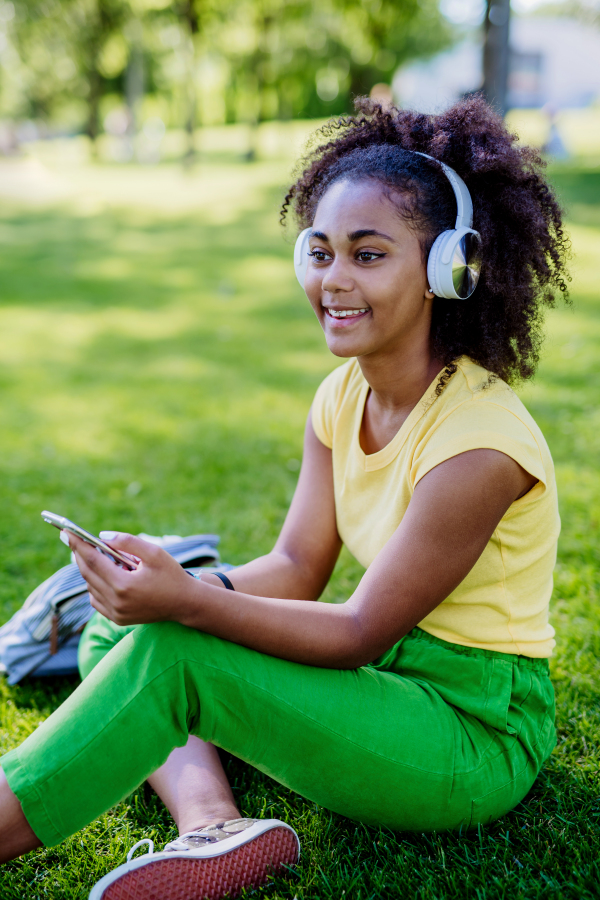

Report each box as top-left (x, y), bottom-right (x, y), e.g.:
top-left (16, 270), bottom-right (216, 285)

top-left (88, 818), bottom-right (300, 900)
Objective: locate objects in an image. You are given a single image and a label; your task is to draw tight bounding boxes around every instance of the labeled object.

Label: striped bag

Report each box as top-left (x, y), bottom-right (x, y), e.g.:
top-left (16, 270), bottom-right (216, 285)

top-left (0, 534), bottom-right (229, 684)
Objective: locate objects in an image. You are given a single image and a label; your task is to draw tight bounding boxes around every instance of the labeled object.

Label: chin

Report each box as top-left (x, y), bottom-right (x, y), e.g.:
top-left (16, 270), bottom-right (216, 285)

top-left (329, 348), bottom-right (355, 359)
top-left (325, 337), bottom-right (366, 358)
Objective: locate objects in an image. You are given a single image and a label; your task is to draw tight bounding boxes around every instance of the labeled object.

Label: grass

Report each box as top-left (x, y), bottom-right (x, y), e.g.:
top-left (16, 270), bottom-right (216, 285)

top-left (0, 135), bottom-right (599, 898)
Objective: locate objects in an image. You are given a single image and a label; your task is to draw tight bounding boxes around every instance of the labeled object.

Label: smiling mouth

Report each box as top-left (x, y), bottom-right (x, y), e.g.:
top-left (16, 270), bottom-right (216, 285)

top-left (324, 307), bottom-right (370, 319)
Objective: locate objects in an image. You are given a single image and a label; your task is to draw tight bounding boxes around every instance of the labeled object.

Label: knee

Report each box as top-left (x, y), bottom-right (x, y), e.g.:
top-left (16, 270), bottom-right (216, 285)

top-left (129, 620), bottom-right (209, 663)
top-left (78, 613), bottom-right (110, 679)
top-left (78, 613), bottom-right (141, 680)
top-left (128, 622), bottom-right (238, 688)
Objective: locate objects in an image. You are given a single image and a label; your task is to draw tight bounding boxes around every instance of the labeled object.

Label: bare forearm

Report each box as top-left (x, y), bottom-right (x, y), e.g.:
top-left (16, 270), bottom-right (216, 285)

top-left (177, 580), bottom-right (366, 668)
top-left (202, 548), bottom-right (330, 601)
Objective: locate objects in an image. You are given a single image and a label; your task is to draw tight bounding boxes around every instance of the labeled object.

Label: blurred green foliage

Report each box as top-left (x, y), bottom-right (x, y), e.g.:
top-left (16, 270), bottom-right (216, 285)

top-left (0, 0), bottom-right (453, 141)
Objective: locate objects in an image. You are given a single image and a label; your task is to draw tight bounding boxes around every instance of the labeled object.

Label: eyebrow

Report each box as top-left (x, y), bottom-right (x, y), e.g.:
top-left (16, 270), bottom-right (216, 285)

top-left (309, 228), bottom-right (395, 243)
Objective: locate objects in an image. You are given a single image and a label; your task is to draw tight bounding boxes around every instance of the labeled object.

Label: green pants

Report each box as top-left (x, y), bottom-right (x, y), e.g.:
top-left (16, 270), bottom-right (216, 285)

top-left (1, 615), bottom-right (555, 845)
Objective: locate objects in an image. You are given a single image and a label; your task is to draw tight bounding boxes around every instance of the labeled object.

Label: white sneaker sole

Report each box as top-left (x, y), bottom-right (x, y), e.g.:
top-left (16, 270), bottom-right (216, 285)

top-left (89, 819), bottom-right (300, 900)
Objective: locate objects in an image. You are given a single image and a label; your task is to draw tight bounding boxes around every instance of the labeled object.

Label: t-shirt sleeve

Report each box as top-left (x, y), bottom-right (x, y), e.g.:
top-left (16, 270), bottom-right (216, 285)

top-left (311, 363), bottom-right (351, 449)
top-left (411, 399), bottom-right (548, 493)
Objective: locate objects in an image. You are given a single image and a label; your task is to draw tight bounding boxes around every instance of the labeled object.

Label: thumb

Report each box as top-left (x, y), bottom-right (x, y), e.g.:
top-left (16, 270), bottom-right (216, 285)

top-left (99, 531), bottom-right (153, 559)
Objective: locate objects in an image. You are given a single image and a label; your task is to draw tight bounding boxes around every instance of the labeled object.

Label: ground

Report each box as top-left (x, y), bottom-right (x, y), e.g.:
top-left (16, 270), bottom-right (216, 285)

top-left (0, 120), bottom-right (598, 898)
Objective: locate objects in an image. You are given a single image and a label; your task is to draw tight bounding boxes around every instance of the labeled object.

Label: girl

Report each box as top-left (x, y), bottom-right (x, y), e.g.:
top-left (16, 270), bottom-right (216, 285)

top-left (0, 96), bottom-right (569, 900)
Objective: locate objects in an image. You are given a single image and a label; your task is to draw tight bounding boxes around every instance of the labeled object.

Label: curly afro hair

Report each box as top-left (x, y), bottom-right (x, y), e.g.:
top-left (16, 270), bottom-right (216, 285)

top-left (281, 95), bottom-right (570, 388)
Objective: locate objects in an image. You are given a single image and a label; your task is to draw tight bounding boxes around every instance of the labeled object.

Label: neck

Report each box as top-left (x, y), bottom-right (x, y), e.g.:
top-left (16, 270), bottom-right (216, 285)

top-left (357, 332), bottom-right (443, 414)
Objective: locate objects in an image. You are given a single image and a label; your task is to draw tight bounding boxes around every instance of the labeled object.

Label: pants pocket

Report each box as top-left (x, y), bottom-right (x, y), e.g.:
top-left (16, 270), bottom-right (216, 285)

top-left (467, 757), bottom-right (539, 829)
top-left (481, 657), bottom-right (516, 734)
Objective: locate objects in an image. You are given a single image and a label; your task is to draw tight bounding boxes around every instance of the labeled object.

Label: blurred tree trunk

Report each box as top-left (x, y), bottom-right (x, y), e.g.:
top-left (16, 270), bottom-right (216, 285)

top-left (81, 0), bottom-right (129, 157)
top-left (87, 67), bottom-right (102, 148)
top-left (125, 18), bottom-right (144, 157)
top-left (84, 0), bottom-right (106, 152)
top-left (245, 9), bottom-right (271, 162)
top-left (181, 0), bottom-right (200, 165)
top-left (482, 0), bottom-right (511, 116)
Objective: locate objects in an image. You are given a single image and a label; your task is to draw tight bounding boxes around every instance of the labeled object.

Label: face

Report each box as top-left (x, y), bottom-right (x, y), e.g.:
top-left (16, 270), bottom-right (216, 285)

top-left (304, 178), bottom-right (435, 361)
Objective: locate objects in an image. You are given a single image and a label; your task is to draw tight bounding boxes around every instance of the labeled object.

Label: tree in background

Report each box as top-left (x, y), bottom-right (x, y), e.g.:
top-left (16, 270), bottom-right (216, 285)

top-left (335, 0), bottom-right (453, 107)
top-left (8, 0), bottom-right (131, 143)
top-left (173, 0), bottom-right (204, 161)
top-left (1, 0), bottom-right (455, 149)
top-left (482, 0), bottom-right (511, 115)
top-left (213, 0), bottom-right (452, 124)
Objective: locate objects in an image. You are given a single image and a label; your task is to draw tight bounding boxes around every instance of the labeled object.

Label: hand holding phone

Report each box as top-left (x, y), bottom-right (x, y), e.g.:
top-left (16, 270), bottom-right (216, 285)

top-left (41, 511), bottom-right (139, 570)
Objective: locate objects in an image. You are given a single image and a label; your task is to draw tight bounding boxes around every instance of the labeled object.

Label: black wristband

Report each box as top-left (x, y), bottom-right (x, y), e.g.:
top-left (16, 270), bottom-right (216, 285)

top-left (213, 572), bottom-right (235, 591)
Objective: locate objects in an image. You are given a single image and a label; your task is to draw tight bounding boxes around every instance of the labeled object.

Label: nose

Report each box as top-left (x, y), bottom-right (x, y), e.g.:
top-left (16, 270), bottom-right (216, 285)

top-left (321, 254), bottom-right (354, 294)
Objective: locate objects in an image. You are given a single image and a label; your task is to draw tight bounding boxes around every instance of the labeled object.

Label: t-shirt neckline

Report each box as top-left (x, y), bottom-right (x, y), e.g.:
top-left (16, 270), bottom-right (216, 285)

top-left (357, 365), bottom-right (448, 472)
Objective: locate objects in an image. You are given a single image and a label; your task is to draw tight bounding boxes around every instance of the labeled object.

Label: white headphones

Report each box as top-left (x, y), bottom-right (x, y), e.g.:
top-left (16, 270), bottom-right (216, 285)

top-left (293, 152), bottom-right (482, 300)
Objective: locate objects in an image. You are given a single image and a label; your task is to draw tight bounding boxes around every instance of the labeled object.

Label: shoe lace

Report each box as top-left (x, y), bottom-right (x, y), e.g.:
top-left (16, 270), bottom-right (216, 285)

top-left (127, 838), bottom-right (155, 862)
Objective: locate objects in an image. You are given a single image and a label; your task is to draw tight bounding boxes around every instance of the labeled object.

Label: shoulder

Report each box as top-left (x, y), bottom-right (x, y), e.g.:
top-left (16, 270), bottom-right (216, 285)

top-left (311, 359), bottom-right (363, 449)
top-left (455, 359), bottom-right (550, 454)
top-left (412, 358), bottom-right (554, 495)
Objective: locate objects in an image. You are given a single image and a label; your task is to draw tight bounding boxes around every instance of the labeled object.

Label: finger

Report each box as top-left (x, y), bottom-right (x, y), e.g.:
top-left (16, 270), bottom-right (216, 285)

top-left (73, 551), bottom-right (110, 595)
top-left (88, 585), bottom-right (134, 626)
top-left (74, 562), bottom-right (116, 614)
top-left (88, 592), bottom-right (104, 614)
top-left (67, 534), bottom-right (139, 574)
top-left (88, 591), bottom-right (114, 621)
top-left (68, 533), bottom-right (102, 562)
top-left (69, 534), bottom-right (128, 586)
top-left (98, 532), bottom-right (154, 561)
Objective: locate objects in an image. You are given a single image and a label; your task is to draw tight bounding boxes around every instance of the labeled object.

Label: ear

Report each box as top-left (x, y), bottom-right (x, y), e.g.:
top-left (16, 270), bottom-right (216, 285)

top-left (425, 285), bottom-right (435, 300)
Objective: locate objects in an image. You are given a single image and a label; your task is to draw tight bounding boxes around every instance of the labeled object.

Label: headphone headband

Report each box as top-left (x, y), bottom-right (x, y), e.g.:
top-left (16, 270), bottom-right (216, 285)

top-left (413, 152), bottom-right (473, 231)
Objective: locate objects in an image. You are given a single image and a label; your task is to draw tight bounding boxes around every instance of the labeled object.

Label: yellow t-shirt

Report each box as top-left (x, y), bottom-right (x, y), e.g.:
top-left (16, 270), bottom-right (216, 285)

top-left (312, 357), bottom-right (560, 657)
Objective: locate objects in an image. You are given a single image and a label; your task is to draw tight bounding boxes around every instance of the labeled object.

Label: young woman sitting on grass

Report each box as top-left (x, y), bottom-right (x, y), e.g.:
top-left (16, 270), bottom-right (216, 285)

top-left (0, 96), bottom-right (569, 900)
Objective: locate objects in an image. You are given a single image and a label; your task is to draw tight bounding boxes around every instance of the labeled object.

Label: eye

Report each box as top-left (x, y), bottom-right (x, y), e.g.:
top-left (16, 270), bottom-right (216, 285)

top-left (308, 249), bottom-right (331, 262)
top-left (356, 251), bottom-right (384, 262)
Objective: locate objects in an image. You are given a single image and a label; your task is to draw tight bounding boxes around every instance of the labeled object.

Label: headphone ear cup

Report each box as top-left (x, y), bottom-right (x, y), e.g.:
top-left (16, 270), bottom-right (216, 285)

top-left (427, 228), bottom-right (481, 299)
top-left (427, 231), bottom-right (453, 298)
top-left (294, 228), bottom-right (311, 289)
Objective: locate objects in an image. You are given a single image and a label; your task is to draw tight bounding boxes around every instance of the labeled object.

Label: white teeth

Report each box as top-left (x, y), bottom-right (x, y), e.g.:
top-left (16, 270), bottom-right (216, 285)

top-left (327, 308), bottom-right (369, 318)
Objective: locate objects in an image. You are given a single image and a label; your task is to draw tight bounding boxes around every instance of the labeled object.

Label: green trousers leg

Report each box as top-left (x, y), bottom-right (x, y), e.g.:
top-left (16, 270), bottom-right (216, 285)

top-left (1, 617), bottom-right (555, 846)
top-left (78, 612), bottom-right (137, 680)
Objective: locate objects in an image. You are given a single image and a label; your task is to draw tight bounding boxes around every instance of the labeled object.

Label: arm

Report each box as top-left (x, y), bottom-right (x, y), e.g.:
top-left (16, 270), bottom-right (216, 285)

top-left (197, 412), bottom-right (341, 600)
top-left (70, 445), bottom-right (535, 670)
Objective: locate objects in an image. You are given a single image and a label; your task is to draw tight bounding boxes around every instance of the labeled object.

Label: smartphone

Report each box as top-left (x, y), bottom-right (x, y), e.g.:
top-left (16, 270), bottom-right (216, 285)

top-left (41, 511), bottom-right (139, 571)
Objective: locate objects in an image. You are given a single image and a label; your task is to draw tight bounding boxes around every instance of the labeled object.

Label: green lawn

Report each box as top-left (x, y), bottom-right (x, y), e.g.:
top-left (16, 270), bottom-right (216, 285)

top-left (0, 141), bottom-right (599, 899)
